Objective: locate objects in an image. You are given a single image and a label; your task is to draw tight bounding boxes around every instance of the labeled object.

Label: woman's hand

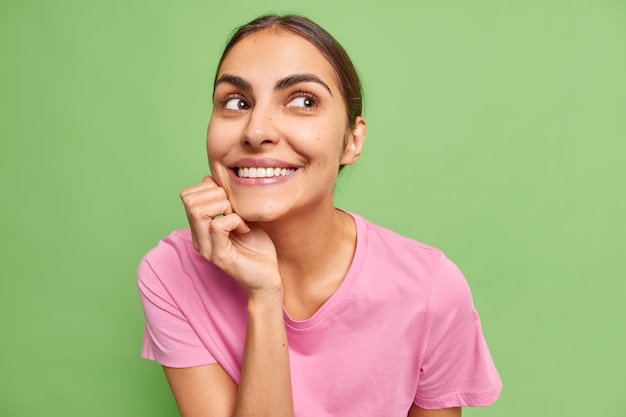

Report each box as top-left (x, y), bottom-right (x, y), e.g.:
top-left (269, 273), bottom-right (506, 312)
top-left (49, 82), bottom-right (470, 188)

top-left (178, 177), bottom-right (292, 417)
top-left (180, 176), bottom-right (282, 296)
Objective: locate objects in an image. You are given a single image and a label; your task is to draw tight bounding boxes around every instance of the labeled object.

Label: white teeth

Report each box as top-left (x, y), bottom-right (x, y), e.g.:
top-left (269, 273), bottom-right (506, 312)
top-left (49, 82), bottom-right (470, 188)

top-left (237, 167), bottom-right (296, 178)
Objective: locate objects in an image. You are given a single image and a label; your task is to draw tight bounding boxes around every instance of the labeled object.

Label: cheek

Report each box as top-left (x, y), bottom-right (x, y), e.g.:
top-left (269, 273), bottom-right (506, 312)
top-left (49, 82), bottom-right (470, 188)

top-left (288, 117), bottom-right (349, 157)
top-left (206, 120), bottom-right (235, 156)
top-left (333, 125), bottom-right (353, 162)
top-left (206, 126), bottom-right (230, 177)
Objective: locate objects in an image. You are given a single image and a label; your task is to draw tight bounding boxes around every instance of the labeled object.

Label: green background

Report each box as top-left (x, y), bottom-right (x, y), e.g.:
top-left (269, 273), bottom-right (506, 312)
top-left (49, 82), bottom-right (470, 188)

top-left (1, 0), bottom-right (624, 415)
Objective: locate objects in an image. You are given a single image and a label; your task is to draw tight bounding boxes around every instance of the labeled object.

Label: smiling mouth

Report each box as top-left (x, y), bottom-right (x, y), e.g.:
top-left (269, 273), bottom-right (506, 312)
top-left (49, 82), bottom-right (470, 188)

top-left (236, 167), bottom-right (297, 178)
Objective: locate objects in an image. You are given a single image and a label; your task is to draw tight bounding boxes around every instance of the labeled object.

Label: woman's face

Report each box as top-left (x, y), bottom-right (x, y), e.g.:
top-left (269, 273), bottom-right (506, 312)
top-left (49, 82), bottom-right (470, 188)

top-left (207, 29), bottom-right (365, 222)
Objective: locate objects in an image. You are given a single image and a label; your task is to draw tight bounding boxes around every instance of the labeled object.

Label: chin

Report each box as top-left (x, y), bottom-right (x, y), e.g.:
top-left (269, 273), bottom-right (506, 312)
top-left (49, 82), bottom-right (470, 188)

top-left (237, 212), bottom-right (286, 224)
top-left (231, 201), bottom-right (285, 223)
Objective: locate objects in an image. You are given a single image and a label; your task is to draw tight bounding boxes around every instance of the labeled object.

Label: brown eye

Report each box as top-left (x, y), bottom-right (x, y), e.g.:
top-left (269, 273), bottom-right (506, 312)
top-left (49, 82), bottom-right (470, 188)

top-left (225, 97), bottom-right (250, 110)
top-left (287, 95), bottom-right (317, 109)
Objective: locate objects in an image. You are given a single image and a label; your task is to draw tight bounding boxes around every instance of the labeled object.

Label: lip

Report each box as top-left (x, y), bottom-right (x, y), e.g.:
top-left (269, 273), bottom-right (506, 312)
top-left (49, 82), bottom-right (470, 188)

top-left (232, 157), bottom-right (299, 169)
top-left (229, 157), bottom-right (300, 186)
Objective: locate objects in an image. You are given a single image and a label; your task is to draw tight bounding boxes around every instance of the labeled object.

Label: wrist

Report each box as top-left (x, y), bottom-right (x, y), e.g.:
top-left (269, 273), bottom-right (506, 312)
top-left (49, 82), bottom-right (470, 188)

top-left (247, 281), bottom-right (284, 312)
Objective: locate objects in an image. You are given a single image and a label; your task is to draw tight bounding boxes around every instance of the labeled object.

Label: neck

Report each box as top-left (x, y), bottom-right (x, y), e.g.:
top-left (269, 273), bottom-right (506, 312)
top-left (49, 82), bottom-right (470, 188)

top-left (258, 205), bottom-right (353, 273)
top-left (253, 204), bottom-right (357, 319)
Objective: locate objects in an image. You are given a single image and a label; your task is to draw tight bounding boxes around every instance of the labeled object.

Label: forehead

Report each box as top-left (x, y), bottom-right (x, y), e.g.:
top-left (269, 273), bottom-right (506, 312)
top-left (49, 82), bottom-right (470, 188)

top-left (217, 29), bottom-right (338, 88)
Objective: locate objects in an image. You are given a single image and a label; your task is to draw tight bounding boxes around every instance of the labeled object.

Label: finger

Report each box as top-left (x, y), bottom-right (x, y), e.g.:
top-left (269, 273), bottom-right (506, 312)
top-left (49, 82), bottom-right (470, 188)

top-left (180, 183), bottom-right (232, 258)
top-left (200, 176), bottom-right (234, 216)
top-left (185, 194), bottom-right (231, 220)
top-left (181, 180), bottom-right (234, 217)
top-left (201, 175), bottom-right (216, 185)
top-left (180, 176), bottom-right (219, 199)
top-left (209, 214), bottom-right (250, 261)
top-left (186, 201), bottom-right (230, 255)
top-left (211, 214), bottom-right (250, 240)
top-left (181, 186), bottom-right (231, 217)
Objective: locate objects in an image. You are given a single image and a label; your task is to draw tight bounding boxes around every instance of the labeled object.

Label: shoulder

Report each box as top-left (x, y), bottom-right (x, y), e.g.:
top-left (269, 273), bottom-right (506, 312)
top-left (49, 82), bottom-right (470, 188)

top-left (354, 213), bottom-right (450, 277)
top-left (356, 213), bottom-right (442, 255)
top-left (353, 213), bottom-right (472, 304)
top-left (142, 228), bottom-right (194, 262)
top-left (137, 229), bottom-right (209, 290)
top-left (137, 228), bottom-right (243, 319)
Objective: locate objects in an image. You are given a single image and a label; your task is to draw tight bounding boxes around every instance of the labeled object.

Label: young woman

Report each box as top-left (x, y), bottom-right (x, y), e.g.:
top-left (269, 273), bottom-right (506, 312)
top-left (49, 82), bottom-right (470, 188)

top-left (138, 14), bottom-right (501, 417)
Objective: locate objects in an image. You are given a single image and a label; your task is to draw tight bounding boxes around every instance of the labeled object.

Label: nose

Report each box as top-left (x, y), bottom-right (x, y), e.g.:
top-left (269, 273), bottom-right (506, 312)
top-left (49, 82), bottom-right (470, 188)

top-left (242, 104), bottom-right (279, 148)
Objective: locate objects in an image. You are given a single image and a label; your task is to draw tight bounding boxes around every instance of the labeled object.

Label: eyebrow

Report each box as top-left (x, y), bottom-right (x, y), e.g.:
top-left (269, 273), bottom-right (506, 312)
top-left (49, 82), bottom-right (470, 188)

top-left (214, 74), bottom-right (252, 92)
top-left (214, 73), bottom-right (333, 95)
top-left (274, 73), bottom-right (332, 95)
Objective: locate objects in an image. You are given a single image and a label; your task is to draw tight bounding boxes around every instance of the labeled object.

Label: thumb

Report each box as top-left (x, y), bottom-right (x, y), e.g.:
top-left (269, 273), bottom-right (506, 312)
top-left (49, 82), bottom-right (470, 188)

top-left (209, 213), bottom-right (249, 256)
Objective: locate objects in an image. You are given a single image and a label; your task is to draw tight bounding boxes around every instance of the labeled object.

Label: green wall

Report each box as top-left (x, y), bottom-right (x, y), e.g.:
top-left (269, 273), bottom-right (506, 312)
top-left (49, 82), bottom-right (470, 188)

top-left (1, 0), bottom-right (624, 415)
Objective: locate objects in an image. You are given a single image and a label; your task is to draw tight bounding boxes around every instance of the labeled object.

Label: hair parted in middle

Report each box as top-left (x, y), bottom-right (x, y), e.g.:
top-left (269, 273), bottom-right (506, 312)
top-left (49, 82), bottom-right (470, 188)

top-left (214, 14), bottom-right (363, 127)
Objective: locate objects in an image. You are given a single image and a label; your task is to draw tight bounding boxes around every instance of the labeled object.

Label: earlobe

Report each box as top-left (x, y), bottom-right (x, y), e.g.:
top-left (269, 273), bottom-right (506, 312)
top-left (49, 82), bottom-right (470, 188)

top-left (340, 116), bottom-right (367, 166)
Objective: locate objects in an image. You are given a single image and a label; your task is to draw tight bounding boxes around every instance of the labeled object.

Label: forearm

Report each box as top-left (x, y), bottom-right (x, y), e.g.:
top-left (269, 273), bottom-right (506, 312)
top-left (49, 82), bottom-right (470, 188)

top-left (232, 289), bottom-right (294, 417)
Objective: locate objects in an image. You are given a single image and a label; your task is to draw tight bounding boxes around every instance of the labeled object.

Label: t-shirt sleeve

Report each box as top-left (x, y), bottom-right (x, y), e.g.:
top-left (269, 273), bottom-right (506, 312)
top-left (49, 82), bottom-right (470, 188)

top-left (414, 256), bottom-right (502, 409)
top-left (137, 256), bottom-right (217, 368)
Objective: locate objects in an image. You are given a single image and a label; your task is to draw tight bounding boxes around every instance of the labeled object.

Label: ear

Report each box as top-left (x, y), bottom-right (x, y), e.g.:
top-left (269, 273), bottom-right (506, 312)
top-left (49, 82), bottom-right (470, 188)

top-left (340, 116), bottom-right (366, 166)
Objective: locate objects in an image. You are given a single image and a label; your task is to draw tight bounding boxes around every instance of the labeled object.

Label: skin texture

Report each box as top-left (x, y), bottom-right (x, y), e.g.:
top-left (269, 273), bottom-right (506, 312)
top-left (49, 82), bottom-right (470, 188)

top-left (172, 28), bottom-right (461, 417)
top-left (207, 30), bottom-right (360, 224)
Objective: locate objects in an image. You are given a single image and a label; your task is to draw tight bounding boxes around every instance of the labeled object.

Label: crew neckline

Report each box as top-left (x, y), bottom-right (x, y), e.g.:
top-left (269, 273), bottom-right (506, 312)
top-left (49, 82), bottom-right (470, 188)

top-left (282, 212), bottom-right (369, 330)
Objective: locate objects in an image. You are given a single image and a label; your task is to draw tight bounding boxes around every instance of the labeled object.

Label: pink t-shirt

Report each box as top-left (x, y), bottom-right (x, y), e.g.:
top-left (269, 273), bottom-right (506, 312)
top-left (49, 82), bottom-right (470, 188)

top-left (139, 213), bottom-right (501, 415)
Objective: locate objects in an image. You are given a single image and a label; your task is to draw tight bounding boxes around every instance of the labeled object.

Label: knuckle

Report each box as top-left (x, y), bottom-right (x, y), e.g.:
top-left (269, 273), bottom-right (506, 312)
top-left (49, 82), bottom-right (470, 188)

top-left (209, 218), bottom-right (224, 232)
top-left (188, 205), bottom-right (213, 220)
top-left (180, 193), bottom-right (196, 208)
top-left (210, 251), bottom-right (227, 265)
top-left (215, 187), bottom-right (228, 199)
top-left (188, 204), bottom-right (203, 217)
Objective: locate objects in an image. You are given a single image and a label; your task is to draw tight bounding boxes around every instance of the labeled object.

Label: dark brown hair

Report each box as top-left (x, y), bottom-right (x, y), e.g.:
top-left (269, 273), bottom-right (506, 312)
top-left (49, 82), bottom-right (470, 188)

top-left (215, 14), bottom-right (363, 127)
